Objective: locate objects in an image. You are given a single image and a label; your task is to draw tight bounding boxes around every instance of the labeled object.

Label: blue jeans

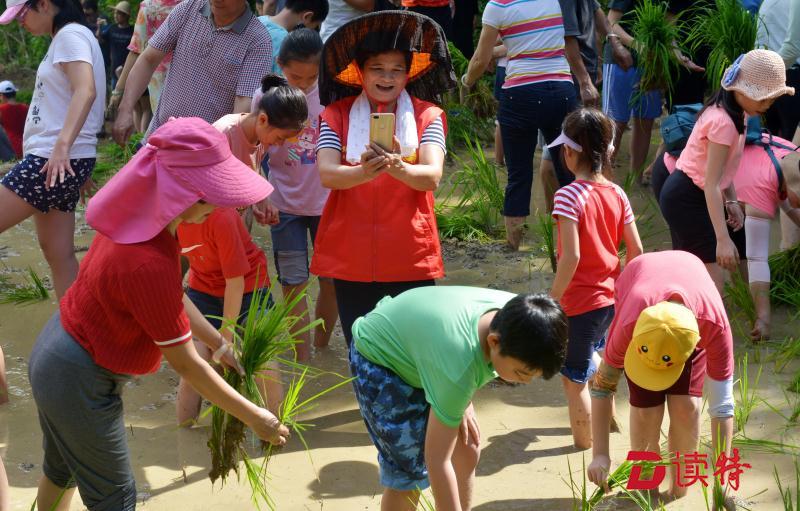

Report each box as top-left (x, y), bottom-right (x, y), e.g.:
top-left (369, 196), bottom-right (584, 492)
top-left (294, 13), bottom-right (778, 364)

top-left (270, 212), bottom-right (321, 286)
top-left (497, 81), bottom-right (578, 216)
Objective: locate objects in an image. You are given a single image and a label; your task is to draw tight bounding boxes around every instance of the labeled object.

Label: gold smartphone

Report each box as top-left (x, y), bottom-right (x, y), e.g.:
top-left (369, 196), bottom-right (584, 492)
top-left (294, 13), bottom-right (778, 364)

top-left (369, 113), bottom-right (395, 152)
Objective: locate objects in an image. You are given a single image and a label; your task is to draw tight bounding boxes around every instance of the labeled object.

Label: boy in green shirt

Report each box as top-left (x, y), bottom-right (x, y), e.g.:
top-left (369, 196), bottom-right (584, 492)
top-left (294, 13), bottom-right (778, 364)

top-left (349, 286), bottom-right (568, 511)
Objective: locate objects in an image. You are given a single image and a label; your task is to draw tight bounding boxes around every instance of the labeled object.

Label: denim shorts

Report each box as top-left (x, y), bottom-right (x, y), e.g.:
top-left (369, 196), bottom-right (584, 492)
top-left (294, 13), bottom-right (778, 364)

top-left (602, 64), bottom-right (663, 123)
top-left (1, 154), bottom-right (95, 212)
top-left (29, 313), bottom-right (136, 510)
top-left (270, 212), bottom-right (321, 286)
top-left (561, 305), bottom-right (615, 384)
top-left (186, 287), bottom-right (272, 330)
top-left (349, 345), bottom-right (430, 491)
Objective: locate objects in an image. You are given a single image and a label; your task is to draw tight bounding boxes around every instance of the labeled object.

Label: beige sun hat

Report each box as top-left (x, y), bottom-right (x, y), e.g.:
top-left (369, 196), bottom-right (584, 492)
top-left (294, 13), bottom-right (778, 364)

top-left (113, 1), bottom-right (131, 15)
top-left (721, 49), bottom-right (795, 101)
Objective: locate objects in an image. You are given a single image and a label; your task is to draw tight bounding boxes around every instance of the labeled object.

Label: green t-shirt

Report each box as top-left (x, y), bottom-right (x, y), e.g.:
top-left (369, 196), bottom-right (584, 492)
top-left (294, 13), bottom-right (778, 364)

top-left (352, 286), bottom-right (514, 428)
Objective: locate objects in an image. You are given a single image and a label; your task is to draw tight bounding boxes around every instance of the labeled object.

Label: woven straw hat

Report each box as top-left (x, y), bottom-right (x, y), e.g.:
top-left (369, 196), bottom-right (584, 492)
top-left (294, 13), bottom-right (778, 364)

top-left (319, 10), bottom-right (456, 106)
top-left (721, 49), bottom-right (795, 101)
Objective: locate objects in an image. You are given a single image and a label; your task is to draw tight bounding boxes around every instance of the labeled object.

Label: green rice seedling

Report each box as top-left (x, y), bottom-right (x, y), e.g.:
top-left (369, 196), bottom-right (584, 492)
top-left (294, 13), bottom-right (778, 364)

top-left (92, 134), bottom-right (143, 185)
top-left (435, 208), bottom-right (491, 242)
top-left (724, 270), bottom-right (757, 341)
top-left (769, 244), bottom-right (800, 307)
top-left (774, 459), bottom-right (800, 510)
top-left (685, 0), bottom-right (758, 88)
top-left (534, 211), bottom-right (557, 273)
top-left (789, 370), bottom-right (800, 394)
top-left (207, 284), bottom-right (326, 507)
top-left (626, 0), bottom-right (684, 99)
top-left (563, 455), bottom-right (592, 511)
top-left (0, 267), bottom-right (49, 305)
top-left (770, 337), bottom-right (800, 373)
top-left (734, 353), bottom-right (762, 435)
top-left (733, 435), bottom-right (800, 455)
top-left (435, 134), bottom-right (504, 241)
top-left (416, 489), bottom-right (435, 511)
top-left (443, 103), bottom-right (494, 149)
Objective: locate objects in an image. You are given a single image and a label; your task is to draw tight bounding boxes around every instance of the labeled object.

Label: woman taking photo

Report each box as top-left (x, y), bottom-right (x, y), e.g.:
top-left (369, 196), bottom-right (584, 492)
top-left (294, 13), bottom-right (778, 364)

top-left (27, 118), bottom-right (289, 510)
top-left (313, 11), bottom-right (456, 345)
top-left (0, 0), bottom-right (105, 298)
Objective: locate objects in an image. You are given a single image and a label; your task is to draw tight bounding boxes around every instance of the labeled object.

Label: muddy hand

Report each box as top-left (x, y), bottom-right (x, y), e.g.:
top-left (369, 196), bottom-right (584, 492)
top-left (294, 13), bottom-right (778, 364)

top-left (251, 408), bottom-right (290, 446)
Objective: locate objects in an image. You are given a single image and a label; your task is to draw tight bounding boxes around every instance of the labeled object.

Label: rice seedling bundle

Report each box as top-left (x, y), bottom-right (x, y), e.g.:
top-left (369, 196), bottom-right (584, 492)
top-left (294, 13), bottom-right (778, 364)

top-left (685, 0), bottom-right (758, 88)
top-left (626, 0), bottom-right (683, 96)
top-left (207, 286), bottom-right (350, 509)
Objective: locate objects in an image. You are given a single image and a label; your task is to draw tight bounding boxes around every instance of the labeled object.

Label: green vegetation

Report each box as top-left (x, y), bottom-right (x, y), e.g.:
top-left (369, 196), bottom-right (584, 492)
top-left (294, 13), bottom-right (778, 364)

top-left (533, 212), bottom-right (557, 273)
top-left (93, 134), bottom-right (143, 185)
top-left (207, 285), bottom-right (350, 510)
top-left (0, 267), bottom-right (49, 305)
top-left (685, 0), bottom-right (758, 88)
top-left (436, 135), bottom-right (504, 241)
top-left (775, 459), bottom-right (800, 510)
top-left (734, 353), bottom-right (762, 435)
top-left (626, 0), bottom-right (683, 98)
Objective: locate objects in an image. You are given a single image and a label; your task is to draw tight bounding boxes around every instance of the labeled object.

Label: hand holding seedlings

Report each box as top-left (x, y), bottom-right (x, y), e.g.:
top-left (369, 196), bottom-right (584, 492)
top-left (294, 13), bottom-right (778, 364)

top-left (248, 407), bottom-right (290, 446)
top-left (587, 455), bottom-right (611, 493)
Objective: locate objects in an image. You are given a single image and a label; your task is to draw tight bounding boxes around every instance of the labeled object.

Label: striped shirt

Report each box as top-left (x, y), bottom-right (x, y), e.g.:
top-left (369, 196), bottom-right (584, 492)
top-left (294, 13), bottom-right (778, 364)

top-left (482, 0), bottom-right (572, 89)
top-left (553, 180), bottom-right (634, 224)
top-left (146, 0), bottom-right (272, 136)
top-left (552, 179), bottom-right (635, 316)
top-left (316, 116), bottom-right (447, 154)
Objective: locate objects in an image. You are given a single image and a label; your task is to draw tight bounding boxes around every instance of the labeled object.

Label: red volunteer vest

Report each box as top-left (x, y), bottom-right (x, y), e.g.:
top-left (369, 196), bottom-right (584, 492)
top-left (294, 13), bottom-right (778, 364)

top-left (310, 95), bottom-right (446, 282)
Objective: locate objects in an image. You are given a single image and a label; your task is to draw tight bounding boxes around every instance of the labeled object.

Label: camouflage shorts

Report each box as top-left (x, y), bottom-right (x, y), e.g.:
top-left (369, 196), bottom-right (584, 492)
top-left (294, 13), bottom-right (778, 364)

top-left (349, 346), bottom-right (430, 491)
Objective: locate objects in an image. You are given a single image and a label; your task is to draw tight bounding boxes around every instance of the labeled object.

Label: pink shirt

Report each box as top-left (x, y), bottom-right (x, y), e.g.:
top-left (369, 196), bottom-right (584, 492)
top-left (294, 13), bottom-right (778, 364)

top-left (266, 85), bottom-right (330, 216)
top-left (675, 106), bottom-right (746, 190)
top-left (604, 250), bottom-right (733, 381)
top-left (733, 135), bottom-right (796, 217)
top-left (212, 113), bottom-right (265, 171)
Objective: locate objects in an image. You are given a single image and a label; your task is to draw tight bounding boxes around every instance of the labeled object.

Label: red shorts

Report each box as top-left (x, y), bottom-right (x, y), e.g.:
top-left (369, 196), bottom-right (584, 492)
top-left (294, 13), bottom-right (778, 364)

top-left (626, 348), bottom-right (706, 408)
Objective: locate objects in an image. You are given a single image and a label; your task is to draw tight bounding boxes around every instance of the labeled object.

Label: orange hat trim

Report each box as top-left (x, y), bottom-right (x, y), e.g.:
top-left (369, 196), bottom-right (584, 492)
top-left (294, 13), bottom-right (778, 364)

top-left (334, 53), bottom-right (435, 88)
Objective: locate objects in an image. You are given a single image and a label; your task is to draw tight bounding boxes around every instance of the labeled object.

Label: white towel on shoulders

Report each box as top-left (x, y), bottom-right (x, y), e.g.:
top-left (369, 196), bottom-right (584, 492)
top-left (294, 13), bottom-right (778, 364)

top-left (345, 89), bottom-right (418, 164)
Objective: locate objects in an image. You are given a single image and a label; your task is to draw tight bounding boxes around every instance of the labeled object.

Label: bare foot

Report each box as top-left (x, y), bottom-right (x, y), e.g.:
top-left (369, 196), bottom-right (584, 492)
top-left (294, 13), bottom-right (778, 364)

top-left (749, 319), bottom-right (770, 342)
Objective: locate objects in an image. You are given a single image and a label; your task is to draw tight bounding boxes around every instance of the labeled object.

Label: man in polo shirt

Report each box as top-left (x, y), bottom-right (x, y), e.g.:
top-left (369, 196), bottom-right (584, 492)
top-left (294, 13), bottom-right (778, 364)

top-left (112, 0), bottom-right (271, 145)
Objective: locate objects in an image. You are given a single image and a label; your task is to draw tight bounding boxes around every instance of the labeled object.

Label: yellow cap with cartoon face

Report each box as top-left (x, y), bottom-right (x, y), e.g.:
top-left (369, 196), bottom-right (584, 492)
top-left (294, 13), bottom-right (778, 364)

top-left (624, 302), bottom-right (701, 391)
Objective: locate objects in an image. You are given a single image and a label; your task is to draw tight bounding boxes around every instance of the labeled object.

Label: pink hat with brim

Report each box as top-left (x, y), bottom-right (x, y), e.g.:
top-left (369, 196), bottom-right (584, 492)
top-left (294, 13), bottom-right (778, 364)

top-left (0, 0), bottom-right (26, 25)
top-left (87, 117), bottom-right (273, 244)
top-left (721, 49), bottom-right (795, 102)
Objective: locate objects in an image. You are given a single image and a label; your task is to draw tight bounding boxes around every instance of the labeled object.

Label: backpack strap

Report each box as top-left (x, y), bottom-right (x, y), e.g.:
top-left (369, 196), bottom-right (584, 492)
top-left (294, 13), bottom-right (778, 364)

top-left (760, 131), bottom-right (800, 201)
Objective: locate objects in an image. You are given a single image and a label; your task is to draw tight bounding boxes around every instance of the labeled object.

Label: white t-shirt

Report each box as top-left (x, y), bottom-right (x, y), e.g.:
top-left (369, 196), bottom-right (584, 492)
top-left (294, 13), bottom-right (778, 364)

top-left (24, 23), bottom-right (106, 159)
top-left (320, 0), bottom-right (365, 42)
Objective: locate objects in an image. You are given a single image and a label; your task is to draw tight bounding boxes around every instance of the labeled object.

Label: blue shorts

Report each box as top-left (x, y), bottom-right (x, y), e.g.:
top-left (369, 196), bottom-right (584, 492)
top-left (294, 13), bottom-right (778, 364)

top-left (561, 305), bottom-right (614, 384)
top-left (602, 64), bottom-right (663, 123)
top-left (349, 346), bottom-right (430, 491)
top-left (1, 154), bottom-right (95, 212)
top-left (185, 287), bottom-right (272, 330)
top-left (270, 212), bottom-right (321, 286)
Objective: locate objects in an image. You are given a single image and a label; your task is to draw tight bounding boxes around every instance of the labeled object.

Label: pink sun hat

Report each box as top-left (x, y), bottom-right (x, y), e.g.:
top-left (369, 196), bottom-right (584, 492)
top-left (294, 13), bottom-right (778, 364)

top-left (87, 117), bottom-right (273, 244)
top-left (0, 0), bottom-right (26, 24)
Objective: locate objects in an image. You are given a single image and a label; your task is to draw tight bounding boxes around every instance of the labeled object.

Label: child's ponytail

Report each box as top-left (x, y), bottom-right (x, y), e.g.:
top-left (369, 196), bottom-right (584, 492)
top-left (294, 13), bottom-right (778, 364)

top-left (257, 74), bottom-right (309, 131)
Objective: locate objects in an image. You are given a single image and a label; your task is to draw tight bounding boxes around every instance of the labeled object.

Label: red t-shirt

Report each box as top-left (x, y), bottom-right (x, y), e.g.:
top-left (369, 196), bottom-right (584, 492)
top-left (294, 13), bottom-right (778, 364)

top-left (552, 180), bottom-right (634, 316)
top-left (0, 102), bottom-right (28, 158)
top-left (177, 208), bottom-right (269, 297)
top-left (60, 230), bottom-right (192, 375)
top-left (603, 251), bottom-right (734, 381)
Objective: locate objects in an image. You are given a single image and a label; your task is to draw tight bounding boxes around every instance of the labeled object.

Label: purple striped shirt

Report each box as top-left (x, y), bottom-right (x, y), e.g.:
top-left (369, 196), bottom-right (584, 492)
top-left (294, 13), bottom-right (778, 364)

top-left (147, 0), bottom-right (272, 135)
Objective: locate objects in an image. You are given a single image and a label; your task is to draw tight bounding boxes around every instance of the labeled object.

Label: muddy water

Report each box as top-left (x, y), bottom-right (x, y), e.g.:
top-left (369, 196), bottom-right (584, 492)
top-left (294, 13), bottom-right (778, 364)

top-left (1, 140), bottom-right (798, 510)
